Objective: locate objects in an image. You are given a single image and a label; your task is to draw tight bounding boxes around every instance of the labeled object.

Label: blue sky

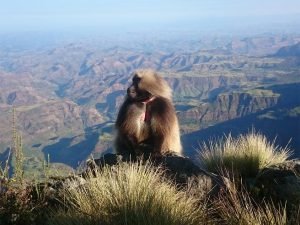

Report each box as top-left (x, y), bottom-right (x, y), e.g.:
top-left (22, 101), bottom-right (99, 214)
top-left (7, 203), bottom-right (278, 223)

top-left (1, 0), bottom-right (300, 32)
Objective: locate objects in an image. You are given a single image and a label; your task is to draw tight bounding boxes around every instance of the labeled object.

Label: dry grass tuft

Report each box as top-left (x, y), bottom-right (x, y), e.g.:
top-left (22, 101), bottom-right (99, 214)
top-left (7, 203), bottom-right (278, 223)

top-left (48, 161), bottom-right (211, 225)
top-left (199, 132), bottom-right (290, 177)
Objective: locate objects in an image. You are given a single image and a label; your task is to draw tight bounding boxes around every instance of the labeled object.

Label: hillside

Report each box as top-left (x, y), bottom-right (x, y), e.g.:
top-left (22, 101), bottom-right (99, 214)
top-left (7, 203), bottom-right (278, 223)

top-left (0, 33), bottom-right (300, 173)
top-left (1, 134), bottom-right (299, 224)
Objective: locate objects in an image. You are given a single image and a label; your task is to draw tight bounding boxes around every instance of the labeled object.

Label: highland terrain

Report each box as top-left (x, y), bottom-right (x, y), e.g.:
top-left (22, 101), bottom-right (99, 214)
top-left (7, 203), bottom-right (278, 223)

top-left (0, 33), bottom-right (300, 175)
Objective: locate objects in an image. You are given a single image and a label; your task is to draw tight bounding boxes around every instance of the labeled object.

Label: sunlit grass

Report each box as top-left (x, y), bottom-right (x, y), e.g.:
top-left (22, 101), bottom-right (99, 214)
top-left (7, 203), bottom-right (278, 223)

top-left (244, 88), bottom-right (280, 97)
top-left (199, 132), bottom-right (290, 177)
top-left (48, 161), bottom-right (211, 225)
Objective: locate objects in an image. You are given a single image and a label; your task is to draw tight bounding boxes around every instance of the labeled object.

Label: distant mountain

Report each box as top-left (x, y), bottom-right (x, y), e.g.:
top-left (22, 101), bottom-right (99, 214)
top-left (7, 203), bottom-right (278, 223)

top-left (274, 42), bottom-right (300, 57)
top-left (178, 89), bottom-right (280, 132)
top-left (182, 82), bottom-right (300, 158)
top-left (226, 36), bottom-right (300, 56)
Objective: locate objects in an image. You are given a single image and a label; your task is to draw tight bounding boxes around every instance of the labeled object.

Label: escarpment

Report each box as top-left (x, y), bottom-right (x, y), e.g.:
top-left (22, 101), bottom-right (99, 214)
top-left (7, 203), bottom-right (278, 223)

top-left (178, 91), bottom-right (279, 129)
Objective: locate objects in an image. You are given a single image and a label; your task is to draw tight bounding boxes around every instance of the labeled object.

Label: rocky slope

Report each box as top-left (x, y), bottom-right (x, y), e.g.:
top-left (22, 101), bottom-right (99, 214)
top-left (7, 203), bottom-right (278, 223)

top-left (178, 90), bottom-right (280, 131)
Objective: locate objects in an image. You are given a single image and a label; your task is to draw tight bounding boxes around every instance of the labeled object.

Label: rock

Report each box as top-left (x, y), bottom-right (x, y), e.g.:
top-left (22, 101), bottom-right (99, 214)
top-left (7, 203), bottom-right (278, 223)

top-left (86, 153), bottom-right (124, 170)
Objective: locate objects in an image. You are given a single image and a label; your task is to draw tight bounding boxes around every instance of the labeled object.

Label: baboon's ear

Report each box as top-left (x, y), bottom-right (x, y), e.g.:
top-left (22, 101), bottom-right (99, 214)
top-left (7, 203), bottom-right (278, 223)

top-left (132, 74), bottom-right (141, 84)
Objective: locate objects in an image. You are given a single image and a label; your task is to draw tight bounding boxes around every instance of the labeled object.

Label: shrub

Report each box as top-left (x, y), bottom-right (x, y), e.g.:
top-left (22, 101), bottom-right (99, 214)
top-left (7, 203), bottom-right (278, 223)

top-left (48, 161), bottom-right (211, 225)
top-left (0, 181), bottom-right (49, 225)
top-left (199, 132), bottom-right (290, 177)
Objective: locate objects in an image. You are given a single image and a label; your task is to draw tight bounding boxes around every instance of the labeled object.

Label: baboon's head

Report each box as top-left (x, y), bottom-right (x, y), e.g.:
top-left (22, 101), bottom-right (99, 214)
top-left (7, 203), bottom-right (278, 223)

top-left (127, 69), bottom-right (172, 101)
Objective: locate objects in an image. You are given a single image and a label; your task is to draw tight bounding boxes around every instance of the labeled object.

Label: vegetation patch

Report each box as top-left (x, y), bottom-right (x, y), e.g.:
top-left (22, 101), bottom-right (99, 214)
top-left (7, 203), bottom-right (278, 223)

top-left (48, 161), bottom-right (210, 225)
top-left (0, 133), bottom-right (298, 225)
top-left (214, 177), bottom-right (287, 225)
top-left (244, 88), bottom-right (280, 97)
top-left (198, 132), bottom-right (290, 177)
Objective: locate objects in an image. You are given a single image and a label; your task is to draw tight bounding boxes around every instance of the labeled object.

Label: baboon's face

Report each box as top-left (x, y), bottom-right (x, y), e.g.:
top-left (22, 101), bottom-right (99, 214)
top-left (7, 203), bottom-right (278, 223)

top-left (127, 74), bottom-right (151, 101)
top-left (127, 85), bottom-right (137, 99)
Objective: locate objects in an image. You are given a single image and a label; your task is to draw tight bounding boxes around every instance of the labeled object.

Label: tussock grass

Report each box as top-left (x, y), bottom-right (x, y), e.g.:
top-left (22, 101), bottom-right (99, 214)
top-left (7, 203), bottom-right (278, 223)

top-left (199, 132), bottom-right (290, 177)
top-left (48, 161), bottom-right (211, 225)
top-left (215, 177), bottom-right (287, 225)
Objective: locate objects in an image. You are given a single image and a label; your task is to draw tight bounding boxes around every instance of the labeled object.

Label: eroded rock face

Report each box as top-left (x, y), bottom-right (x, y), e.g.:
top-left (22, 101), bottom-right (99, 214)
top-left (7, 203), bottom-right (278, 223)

top-left (178, 92), bottom-right (279, 128)
top-left (17, 100), bottom-right (104, 136)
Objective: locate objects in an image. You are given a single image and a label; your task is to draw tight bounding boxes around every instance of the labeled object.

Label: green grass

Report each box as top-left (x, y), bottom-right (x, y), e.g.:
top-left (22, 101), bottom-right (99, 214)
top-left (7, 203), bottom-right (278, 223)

top-left (288, 106), bottom-right (300, 117)
top-left (48, 161), bottom-right (211, 225)
top-left (244, 89), bottom-right (280, 97)
top-left (198, 132), bottom-right (290, 177)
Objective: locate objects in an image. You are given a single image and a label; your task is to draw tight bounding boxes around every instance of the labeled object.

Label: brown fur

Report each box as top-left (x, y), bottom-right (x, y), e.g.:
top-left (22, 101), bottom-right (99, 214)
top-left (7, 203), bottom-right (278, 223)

top-left (115, 69), bottom-right (182, 157)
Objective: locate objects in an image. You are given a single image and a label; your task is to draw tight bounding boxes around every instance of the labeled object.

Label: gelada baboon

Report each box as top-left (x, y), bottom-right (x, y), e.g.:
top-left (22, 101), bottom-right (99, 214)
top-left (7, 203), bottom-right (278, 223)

top-left (115, 69), bottom-right (182, 157)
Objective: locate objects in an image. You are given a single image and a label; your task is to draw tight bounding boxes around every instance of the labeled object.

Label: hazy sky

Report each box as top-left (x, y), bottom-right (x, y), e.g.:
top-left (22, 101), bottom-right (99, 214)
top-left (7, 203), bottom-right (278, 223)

top-left (1, 0), bottom-right (300, 32)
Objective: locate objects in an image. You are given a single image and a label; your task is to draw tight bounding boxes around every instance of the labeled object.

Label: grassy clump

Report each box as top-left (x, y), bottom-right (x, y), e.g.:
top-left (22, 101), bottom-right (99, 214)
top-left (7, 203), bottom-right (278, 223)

top-left (199, 132), bottom-right (290, 177)
top-left (214, 177), bottom-right (287, 225)
top-left (48, 161), bottom-right (211, 225)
